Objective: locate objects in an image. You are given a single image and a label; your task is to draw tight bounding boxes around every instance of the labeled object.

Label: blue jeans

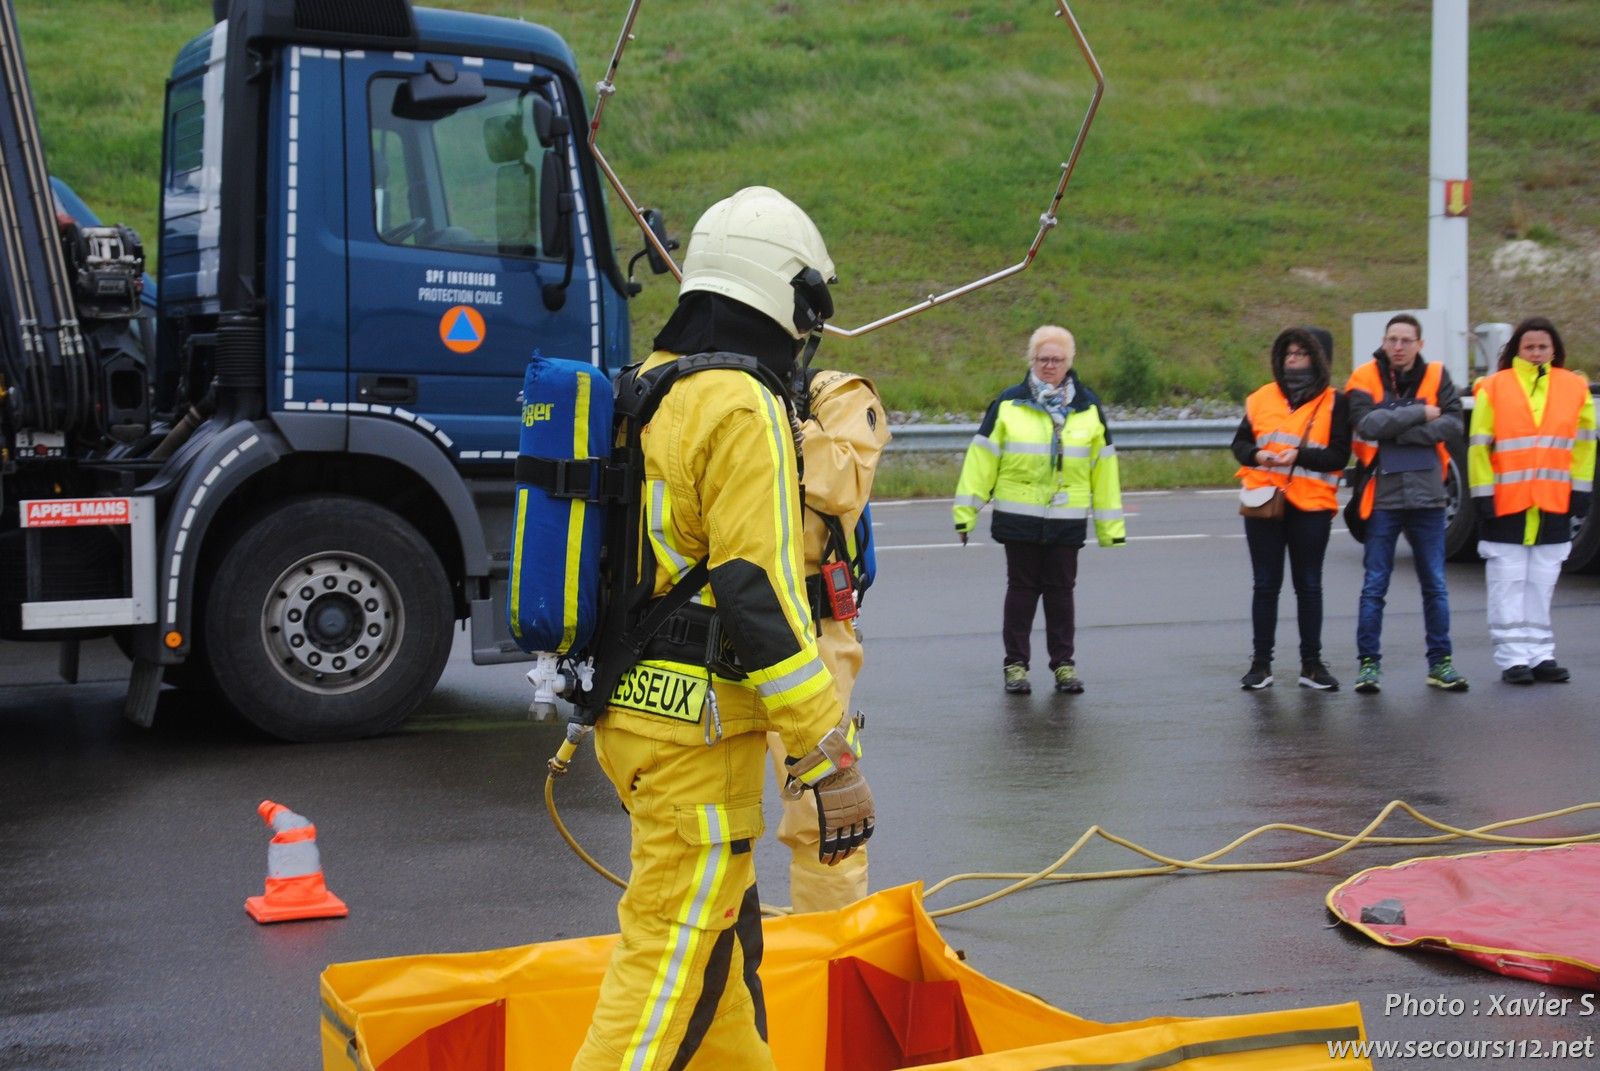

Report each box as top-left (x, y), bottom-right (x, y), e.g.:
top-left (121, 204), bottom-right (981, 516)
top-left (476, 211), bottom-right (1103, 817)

top-left (1356, 507), bottom-right (1452, 666)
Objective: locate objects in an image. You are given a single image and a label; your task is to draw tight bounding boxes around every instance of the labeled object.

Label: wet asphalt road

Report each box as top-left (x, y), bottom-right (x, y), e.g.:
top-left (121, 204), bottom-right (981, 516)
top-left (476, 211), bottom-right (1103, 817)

top-left (4, 491), bottom-right (1600, 1070)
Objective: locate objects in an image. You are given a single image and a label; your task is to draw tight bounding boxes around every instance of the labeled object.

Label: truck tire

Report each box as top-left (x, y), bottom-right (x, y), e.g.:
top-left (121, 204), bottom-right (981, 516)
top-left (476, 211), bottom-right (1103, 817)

top-left (1442, 438), bottom-right (1479, 562)
top-left (1565, 493), bottom-right (1600, 573)
top-left (204, 495), bottom-right (453, 741)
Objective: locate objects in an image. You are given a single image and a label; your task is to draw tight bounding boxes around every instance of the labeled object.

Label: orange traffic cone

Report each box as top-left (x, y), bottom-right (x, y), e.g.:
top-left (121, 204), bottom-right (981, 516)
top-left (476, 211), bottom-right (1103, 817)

top-left (245, 799), bottom-right (348, 924)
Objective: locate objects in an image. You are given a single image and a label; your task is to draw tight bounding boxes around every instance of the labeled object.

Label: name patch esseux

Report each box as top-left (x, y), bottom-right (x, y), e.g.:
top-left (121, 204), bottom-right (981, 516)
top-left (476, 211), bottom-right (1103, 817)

top-left (611, 665), bottom-right (707, 722)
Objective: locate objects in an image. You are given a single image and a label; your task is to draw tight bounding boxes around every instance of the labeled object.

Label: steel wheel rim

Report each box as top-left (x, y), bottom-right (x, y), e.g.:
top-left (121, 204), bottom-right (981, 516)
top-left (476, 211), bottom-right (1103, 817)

top-left (260, 550), bottom-right (402, 694)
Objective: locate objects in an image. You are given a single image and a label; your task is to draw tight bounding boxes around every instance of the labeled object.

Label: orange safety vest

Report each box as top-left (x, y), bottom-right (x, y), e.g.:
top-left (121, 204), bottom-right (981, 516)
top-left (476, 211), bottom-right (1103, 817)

top-left (1478, 365), bottom-right (1588, 517)
top-left (1235, 384), bottom-right (1340, 512)
top-left (1346, 360), bottom-right (1450, 519)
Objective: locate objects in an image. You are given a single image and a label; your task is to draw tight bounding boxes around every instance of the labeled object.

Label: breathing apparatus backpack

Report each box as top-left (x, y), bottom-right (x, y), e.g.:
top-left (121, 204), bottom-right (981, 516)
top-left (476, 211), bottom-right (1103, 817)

top-left (507, 352), bottom-right (790, 724)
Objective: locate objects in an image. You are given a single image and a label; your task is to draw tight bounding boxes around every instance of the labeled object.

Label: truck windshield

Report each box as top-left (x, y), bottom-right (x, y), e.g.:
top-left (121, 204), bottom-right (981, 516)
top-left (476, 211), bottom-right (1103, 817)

top-left (369, 78), bottom-right (551, 259)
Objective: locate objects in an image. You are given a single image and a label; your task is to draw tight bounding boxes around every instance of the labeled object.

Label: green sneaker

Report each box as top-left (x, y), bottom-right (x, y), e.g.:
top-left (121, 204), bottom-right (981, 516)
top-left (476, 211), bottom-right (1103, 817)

top-left (1053, 664), bottom-right (1084, 694)
top-left (1003, 663), bottom-right (1031, 695)
top-left (1427, 657), bottom-right (1469, 691)
top-left (1353, 657), bottom-right (1381, 694)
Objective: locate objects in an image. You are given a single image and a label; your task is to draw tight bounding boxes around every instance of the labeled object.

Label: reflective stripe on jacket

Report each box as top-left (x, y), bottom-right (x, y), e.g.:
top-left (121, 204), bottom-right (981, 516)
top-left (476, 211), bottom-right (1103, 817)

top-left (952, 373), bottom-right (1125, 547)
top-left (1235, 384), bottom-right (1340, 512)
top-left (1468, 359), bottom-right (1597, 545)
top-left (619, 350), bottom-right (842, 756)
top-left (1345, 359), bottom-right (1451, 519)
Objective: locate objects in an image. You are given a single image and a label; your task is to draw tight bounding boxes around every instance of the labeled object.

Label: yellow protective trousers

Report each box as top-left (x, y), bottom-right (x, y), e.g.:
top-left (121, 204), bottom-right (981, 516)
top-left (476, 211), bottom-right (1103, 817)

top-left (766, 615), bottom-right (868, 914)
top-left (574, 722), bottom-right (774, 1071)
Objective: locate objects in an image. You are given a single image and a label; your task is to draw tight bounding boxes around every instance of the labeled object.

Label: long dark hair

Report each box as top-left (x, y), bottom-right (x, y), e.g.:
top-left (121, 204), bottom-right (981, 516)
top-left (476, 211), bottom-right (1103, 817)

top-left (1497, 317), bottom-right (1566, 371)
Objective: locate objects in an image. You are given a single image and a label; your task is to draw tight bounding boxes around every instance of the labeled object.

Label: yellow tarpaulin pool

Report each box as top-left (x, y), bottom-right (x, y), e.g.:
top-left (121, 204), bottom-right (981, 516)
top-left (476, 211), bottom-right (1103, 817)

top-left (320, 884), bottom-right (1369, 1069)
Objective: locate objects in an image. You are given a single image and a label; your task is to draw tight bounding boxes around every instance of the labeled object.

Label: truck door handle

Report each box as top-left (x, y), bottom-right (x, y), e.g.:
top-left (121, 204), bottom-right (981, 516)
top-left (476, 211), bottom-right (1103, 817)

top-left (357, 375), bottom-right (417, 405)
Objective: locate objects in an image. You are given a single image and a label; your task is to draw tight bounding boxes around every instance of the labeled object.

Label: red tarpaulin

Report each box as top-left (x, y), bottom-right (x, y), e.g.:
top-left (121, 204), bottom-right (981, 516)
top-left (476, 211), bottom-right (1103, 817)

top-left (1327, 844), bottom-right (1600, 989)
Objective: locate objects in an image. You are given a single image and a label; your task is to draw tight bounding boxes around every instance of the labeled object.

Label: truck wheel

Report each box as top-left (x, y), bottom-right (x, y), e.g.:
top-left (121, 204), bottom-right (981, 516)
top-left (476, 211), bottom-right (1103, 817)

top-left (1442, 440), bottom-right (1479, 562)
top-left (1565, 494), bottom-right (1600, 573)
top-left (204, 496), bottom-right (453, 741)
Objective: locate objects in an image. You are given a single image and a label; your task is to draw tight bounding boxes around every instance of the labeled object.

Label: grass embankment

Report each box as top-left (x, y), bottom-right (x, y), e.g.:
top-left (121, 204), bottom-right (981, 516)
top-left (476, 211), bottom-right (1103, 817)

top-left (21, 1), bottom-right (1599, 419)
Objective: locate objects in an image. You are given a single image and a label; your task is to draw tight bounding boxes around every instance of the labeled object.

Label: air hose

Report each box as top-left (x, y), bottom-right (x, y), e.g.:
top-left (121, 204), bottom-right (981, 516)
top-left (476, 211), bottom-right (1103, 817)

top-left (545, 741), bottom-right (1600, 921)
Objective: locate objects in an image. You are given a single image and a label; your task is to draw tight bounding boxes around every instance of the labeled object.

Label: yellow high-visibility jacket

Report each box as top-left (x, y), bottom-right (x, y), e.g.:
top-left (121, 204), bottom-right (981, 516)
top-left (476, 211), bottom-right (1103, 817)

top-left (607, 350), bottom-right (843, 759)
top-left (1468, 357), bottom-right (1597, 546)
top-left (952, 372), bottom-right (1125, 547)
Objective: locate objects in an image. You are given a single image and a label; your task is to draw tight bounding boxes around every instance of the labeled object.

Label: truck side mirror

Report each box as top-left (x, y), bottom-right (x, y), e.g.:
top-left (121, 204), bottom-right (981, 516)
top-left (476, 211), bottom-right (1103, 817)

top-left (531, 99), bottom-right (571, 148)
top-left (395, 61), bottom-right (487, 117)
top-left (540, 152), bottom-right (570, 262)
top-left (640, 209), bottom-right (677, 275)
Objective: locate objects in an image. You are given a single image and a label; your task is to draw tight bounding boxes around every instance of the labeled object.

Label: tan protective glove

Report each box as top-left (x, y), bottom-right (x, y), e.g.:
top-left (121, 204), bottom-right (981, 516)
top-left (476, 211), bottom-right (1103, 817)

top-left (784, 714), bottom-right (874, 864)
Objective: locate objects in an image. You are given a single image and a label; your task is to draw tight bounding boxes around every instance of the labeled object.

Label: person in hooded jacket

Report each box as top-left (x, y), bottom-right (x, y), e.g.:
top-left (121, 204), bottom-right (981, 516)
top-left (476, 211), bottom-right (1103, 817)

top-left (1231, 327), bottom-right (1350, 690)
top-left (953, 325), bottom-right (1125, 696)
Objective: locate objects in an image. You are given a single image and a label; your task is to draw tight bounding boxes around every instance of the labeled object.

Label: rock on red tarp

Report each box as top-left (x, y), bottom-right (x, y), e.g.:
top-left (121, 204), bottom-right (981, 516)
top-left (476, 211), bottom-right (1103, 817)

top-left (1327, 844), bottom-right (1600, 990)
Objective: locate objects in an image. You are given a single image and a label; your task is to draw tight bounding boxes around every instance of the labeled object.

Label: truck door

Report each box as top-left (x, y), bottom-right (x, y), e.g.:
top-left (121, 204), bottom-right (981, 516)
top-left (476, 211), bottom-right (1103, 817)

top-left (342, 51), bottom-right (604, 458)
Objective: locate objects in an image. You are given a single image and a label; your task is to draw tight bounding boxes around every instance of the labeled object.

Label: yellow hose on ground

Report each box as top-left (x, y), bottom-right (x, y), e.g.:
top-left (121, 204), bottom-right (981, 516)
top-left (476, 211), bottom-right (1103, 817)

top-left (546, 746), bottom-right (1600, 921)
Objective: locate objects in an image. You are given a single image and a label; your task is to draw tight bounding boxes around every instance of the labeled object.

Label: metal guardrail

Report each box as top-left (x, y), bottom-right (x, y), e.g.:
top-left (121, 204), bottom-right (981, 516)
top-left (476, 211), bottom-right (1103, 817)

top-left (885, 418), bottom-right (1239, 453)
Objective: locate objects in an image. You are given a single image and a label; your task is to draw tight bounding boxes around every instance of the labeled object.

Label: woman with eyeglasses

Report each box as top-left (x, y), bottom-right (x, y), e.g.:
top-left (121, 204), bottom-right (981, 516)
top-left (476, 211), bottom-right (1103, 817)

top-left (1231, 327), bottom-right (1350, 691)
top-left (954, 324), bottom-right (1125, 696)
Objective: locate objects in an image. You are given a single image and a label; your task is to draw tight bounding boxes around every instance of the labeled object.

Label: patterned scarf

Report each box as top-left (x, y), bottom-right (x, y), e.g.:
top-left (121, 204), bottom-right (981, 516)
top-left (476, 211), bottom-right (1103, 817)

top-left (1029, 372), bottom-right (1075, 469)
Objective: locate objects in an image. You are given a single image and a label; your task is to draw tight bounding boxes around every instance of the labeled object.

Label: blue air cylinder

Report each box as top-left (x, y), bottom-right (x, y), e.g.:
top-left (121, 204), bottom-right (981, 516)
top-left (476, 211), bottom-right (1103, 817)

top-left (507, 357), bottom-right (613, 654)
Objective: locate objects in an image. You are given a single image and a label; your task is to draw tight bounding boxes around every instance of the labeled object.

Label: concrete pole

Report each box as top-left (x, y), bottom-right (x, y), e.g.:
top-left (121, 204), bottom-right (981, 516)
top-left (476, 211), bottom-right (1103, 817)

top-left (1428, 0), bottom-right (1469, 383)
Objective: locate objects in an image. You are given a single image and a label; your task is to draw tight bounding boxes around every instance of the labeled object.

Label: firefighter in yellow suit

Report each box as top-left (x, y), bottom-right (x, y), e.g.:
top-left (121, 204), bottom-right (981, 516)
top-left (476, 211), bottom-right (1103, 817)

top-left (573, 187), bottom-right (875, 1071)
top-left (767, 369), bottom-right (890, 913)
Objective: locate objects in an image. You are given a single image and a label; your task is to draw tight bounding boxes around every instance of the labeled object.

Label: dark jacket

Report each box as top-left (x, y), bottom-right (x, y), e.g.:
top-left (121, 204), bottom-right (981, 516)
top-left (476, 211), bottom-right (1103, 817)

top-left (1345, 352), bottom-right (1463, 511)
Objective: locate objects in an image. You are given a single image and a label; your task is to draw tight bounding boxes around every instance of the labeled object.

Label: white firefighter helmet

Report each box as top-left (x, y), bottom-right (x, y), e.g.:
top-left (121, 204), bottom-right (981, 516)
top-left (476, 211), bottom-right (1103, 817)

top-left (679, 186), bottom-right (836, 340)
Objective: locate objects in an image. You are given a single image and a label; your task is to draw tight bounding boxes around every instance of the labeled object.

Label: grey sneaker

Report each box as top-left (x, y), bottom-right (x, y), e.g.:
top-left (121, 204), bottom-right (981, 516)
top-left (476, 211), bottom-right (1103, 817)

top-left (1240, 659), bottom-right (1272, 690)
top-left (1426, 657), bottom-right (1469, 691)
top-left (1004, 663), bottom-right (1031, 695)
top-left (1353, 657), bottom-right (1381, 694)
top-left (1054, 664), bottom-right (1084, 694)
top-left (1298, 661), bottom-right (1339, 691)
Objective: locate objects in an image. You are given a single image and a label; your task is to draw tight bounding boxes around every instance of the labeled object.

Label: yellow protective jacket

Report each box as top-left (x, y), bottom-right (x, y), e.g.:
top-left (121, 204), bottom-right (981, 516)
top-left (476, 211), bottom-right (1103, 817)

top-left (608, 350), bottom-right (843, 758)
top-left (952, 371), bottom-right (1125, 547)
top-left (801, 370), bottom-right (890, 582)
top-left (1468, 357), bottom-right (1597, 546)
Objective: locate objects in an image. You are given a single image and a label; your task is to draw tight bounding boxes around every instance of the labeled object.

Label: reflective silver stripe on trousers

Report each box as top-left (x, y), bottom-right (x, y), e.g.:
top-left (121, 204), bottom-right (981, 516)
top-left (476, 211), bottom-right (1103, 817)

top-left (970, 434), bottom-right (1000, 456)
top-left (1494, 435), bottom-right (1575, 452)
top-left (267, 838), bottom-right (323, 878)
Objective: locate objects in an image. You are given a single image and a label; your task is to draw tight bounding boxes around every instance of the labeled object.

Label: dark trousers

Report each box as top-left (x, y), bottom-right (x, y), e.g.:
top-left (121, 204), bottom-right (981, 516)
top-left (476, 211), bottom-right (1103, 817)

top-left (1243, 505), bottom-right (1333, 663)
top-left (1002, 542), bottom-right (1080, 669)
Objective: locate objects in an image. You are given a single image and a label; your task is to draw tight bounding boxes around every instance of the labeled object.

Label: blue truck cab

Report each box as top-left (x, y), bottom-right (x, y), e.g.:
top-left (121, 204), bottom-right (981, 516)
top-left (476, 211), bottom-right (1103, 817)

top-left (2, 0), bottom-right (642, 741)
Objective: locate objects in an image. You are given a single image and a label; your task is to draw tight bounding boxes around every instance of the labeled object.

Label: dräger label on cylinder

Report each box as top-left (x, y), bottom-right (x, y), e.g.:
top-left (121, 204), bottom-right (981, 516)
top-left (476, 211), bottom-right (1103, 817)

top-left (21, 497), bottom-right (132, 528)
top-left (611, 665), bottom-right (707, 722)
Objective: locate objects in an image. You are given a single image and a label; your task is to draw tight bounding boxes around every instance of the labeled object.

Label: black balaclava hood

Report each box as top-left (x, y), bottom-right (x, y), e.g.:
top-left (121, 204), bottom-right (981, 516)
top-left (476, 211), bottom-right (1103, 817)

top-left (653, 291), bottom-right (801, 383)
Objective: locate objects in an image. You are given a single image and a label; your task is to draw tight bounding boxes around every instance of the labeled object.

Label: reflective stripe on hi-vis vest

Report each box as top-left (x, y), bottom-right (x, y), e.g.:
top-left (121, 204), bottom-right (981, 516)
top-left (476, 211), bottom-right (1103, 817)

top-left (1481, 366), bottom-right (1588, 517)
top-left (1236, 385), bottom-right (1339, 512)
top-left (1347, 360), bottom-right (1450, 519)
